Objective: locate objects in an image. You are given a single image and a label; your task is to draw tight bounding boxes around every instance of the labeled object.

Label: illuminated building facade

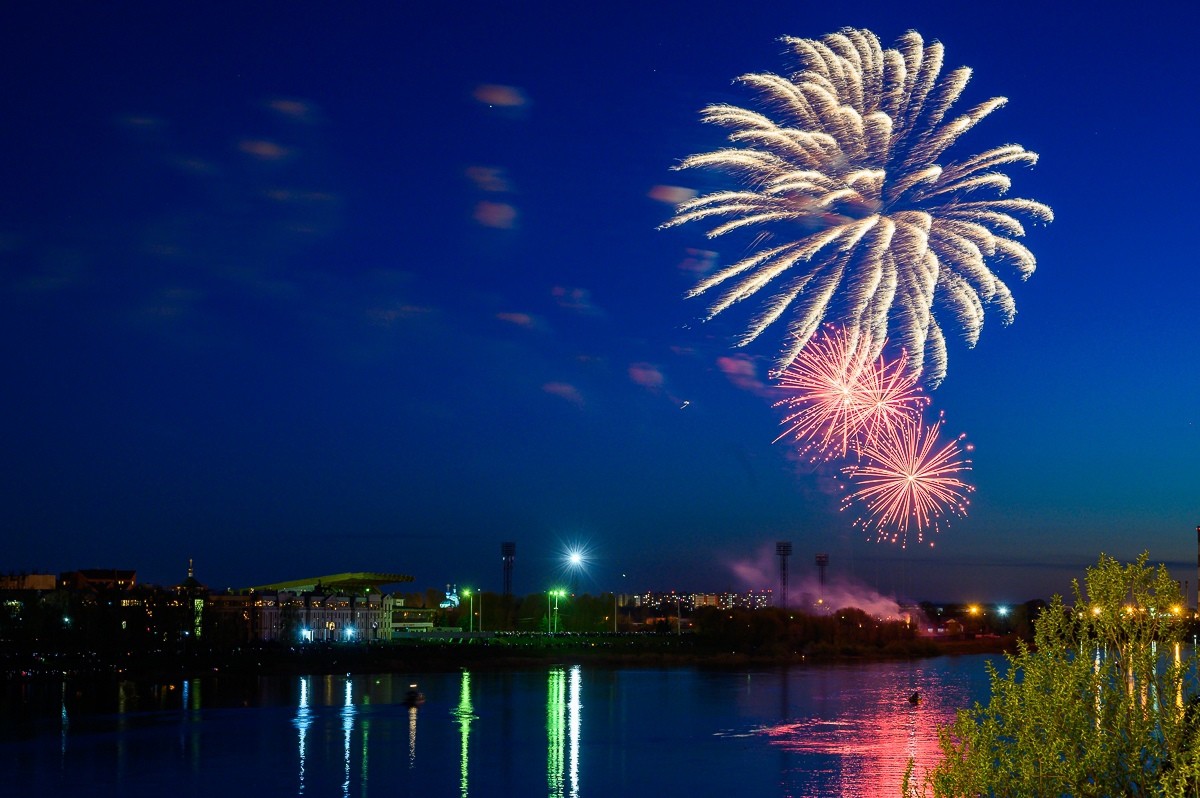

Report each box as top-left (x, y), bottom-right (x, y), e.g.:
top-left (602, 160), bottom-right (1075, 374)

top-left (0, 573), bottom-right (56, 591)
top-left (60, 569), bottom-right (136, 591)
top-left (208, 590), bottom-right (391, 642)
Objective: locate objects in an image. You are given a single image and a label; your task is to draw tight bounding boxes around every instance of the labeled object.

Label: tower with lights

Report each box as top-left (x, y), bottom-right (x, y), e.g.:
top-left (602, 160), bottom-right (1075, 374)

top-left (776, 541), bottom-right (793, 608)
top-left (501, 541), bottom-right (516, 598)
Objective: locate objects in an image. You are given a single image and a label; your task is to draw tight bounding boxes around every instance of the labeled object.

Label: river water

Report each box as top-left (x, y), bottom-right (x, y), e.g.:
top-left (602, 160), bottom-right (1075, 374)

top-left (2, 653), bottom-right (998, 797)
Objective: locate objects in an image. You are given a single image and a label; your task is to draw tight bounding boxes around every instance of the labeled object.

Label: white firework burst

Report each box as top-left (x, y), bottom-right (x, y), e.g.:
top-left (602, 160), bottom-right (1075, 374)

top-left (661, 28), bottom-right (1052, 385)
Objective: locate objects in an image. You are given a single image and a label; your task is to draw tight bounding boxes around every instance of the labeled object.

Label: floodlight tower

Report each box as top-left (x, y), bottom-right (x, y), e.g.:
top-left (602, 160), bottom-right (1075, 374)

top-left (815, 553), bottom-right (829, 601)
top-left (776, 541), bottom-right (793, 608)
top-left (502, 541), bottom-right (516, 598)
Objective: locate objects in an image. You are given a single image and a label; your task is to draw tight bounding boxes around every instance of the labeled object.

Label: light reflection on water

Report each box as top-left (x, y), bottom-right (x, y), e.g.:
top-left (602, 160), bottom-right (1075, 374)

top-left (546, 665), bottom-right (582, 798)
top-left (294, 676), bottom-right (311, 794)
top-left (749, 662), bottom-right (974, 795)
top-left (2, 655), bottom-right (1000, 797)
top-left (454, 669), bottom-right (474, 798)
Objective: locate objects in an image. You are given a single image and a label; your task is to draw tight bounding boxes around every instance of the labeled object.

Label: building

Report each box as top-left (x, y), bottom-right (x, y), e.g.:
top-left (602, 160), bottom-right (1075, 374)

top-left (0, 573), bottom-right (56, 591)
top-left (206, 572), bottom-right (414, 643)
top-left (60, 569), bottom-right (136, 591)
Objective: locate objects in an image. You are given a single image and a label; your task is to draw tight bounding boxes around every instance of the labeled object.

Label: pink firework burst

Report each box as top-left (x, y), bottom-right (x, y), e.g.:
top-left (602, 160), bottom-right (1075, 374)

top-left (854, 347), bottom-right (930, 449)
top-left (773, 326), bottom-right (926, 459)
top-left (841, 413), bottom-right (974, 547)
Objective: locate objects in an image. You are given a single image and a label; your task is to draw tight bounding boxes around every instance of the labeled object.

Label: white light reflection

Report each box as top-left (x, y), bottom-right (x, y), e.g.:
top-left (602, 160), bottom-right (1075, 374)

top-left (408, 705), bottom-right (418, 769)
top-left (295, 676), bottom-right (312, 795)
top-left (60, 681), bottom-right (69, 759)
top-left (568, 665), bottom-right (581, 798)
top-left (342, 678), bottom-right (354, 798)
top-left (1176, 642), bottom-right (1184, 710)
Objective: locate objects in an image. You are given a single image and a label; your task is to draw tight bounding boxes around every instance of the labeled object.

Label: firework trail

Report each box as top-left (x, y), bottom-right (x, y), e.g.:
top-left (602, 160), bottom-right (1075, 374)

top-left (840, 412), bottom-right (974, 547)
top-left (773, 325), bottom-right (926, 459)
top-left (662, 28), bottom-right (1052, 385)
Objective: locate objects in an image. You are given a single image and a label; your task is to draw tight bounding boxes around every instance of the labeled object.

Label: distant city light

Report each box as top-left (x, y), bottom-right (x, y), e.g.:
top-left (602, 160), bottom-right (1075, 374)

top-left (997, 606), bottom-right (1009, 617)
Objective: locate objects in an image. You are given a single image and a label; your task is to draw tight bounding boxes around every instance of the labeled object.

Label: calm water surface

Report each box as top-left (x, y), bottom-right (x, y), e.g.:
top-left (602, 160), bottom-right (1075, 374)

top-left (2, 654), bottom-right (997, 797)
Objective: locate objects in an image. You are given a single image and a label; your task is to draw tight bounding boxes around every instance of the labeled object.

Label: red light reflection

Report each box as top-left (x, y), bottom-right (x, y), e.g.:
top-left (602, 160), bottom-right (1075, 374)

top-left (759, 674), bottom-right (964, 796)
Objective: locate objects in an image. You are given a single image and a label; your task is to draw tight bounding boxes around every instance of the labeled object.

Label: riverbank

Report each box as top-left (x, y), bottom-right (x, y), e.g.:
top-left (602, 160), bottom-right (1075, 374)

top-left (2, 633), bottom-right (1019, 680)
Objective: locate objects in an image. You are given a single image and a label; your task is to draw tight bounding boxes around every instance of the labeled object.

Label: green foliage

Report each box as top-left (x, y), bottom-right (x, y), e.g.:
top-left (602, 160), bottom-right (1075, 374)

top-left (906, 552), bottom-right (1200, 797)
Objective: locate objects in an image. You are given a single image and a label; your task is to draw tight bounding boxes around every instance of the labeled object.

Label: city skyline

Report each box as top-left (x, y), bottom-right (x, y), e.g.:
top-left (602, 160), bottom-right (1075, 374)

top-left (2, 4), bottom-right (1197, 604)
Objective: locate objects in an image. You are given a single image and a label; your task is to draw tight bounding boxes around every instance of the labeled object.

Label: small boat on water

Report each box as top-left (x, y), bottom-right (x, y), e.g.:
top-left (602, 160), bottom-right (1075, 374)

top-left (404, 684), bottom-right (425, 707)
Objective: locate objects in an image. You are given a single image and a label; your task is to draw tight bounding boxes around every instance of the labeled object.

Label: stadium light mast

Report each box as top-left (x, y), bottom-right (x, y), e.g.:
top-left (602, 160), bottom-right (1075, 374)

top-left (501, 541), bottom-right (516, 598)
top-left (815, 553), bottom-right (829, 603)
top-left (776, 541), bottom-right (793, 608)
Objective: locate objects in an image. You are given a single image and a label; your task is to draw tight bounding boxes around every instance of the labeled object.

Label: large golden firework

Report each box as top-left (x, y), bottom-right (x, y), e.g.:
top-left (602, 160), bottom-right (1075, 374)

top-left (662, 28), bottom-right (1052, 385)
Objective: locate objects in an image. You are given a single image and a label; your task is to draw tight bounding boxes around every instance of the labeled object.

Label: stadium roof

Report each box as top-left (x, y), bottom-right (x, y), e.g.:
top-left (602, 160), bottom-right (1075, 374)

top-left (244, 572), bottom-right (415, 594)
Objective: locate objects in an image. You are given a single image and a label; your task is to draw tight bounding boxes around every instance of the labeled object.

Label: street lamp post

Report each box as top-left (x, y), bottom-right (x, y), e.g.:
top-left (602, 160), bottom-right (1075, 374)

top-left (463, 588), bottom-right (474, 633)
top-left (549, 589), bottom-right (566, 633)
top-left (613, 572), bottom-right (627, 633)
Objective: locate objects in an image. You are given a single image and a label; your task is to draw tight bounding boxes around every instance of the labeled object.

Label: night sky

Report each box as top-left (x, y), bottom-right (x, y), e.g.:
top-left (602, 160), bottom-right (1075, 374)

top-left (3, 3), bottom-right (1198, 604)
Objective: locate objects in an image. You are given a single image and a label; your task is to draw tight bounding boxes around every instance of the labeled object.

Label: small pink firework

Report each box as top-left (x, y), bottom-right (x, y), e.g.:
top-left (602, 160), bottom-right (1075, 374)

top-left (773, 326), bottom-right (926, 459)
top-left (853, 347), bottom-right (930, 448)
top-left (840, 413), bottom-right (974, 547)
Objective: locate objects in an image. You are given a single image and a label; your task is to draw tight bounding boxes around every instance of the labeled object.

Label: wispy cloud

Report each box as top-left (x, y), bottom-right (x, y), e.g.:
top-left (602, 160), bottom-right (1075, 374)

top-left (628, 362), bottom-right (664, 390)
top-left (716, 354), bottom-right (768, 396)
top-left (542, 381), bottom-right (584, 406)
top-left (495, 311), bottom-right (543, 331)
top-left (551, 285), bottom-right (602, 316)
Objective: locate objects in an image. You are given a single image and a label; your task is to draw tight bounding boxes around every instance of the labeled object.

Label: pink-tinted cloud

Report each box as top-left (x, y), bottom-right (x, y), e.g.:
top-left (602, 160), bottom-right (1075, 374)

top-left (716, 354), bottom-right (766, 394)
top-left (647, 184), bottom-right (695, 204)
top-left (542, 382), bottom-right (584, 406)
top-left (495, 311), bottom-right (538, 329)
top-left (265, 97), bottom-right (318, 123)
top-left (628, 362), bottom-right (665, 390)
top-left (551, 285), bottom-right (601, 316)
top-left (473, 84), bottom-right (528, 108)
top-left (728, 544), bottom-right (903, 616)
top-left (677, 247), bottom-right (718, 275)
top-left (474, 201), bottom-right (517, 229)
top-left (237, 139), bottom-right (293, 161)
top-left (465, 165), bottom-right (510, 192)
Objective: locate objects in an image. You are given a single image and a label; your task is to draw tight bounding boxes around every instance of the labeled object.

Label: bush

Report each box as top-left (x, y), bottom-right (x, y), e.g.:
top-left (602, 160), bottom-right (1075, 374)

top-left (905, 552), bottom-right (1200, 797)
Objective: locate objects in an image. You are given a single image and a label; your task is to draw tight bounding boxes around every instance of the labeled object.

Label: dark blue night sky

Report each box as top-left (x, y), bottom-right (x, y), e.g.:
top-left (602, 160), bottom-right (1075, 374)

top-left (2, 2), bottom-right (1197, 603)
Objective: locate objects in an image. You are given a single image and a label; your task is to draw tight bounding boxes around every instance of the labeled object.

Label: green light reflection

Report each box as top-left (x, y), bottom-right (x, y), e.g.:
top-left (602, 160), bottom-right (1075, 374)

top-left (454, 670), bottom-right (475, 798)
top-left (548, 665), bottom-right (582, 798)
top-left (548, 667), bottom-right (565, 797)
